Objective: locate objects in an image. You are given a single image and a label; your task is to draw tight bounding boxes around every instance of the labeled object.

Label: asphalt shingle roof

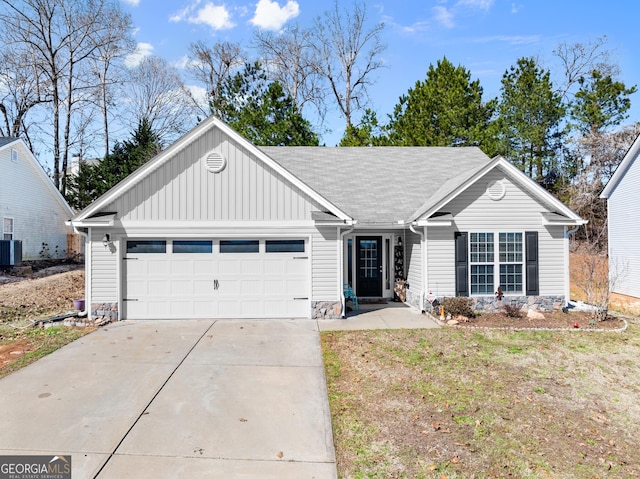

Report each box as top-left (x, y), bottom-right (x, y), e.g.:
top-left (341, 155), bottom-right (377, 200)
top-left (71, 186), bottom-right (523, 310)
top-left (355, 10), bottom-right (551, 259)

top-left (259, 146), bottom-right (493, 224)
top-left (0, 137), bottom-right (18, 148)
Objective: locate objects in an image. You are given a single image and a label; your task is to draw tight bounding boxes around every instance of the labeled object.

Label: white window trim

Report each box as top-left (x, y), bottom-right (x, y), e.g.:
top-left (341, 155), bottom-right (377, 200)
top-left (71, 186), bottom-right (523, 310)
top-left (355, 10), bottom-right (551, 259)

top-left (469, 231), bottom-right (525, 296)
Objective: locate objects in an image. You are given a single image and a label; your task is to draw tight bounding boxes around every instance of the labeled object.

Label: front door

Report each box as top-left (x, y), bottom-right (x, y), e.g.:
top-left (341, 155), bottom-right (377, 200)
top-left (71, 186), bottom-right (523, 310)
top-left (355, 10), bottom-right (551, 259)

top-left (356, 236), bottom-right (382, 297)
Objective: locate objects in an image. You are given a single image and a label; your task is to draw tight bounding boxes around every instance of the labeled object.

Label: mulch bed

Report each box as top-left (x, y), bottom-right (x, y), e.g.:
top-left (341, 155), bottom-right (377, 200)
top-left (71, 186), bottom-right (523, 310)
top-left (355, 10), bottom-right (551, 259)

top-left (446, 309), bottom-right (626, 331)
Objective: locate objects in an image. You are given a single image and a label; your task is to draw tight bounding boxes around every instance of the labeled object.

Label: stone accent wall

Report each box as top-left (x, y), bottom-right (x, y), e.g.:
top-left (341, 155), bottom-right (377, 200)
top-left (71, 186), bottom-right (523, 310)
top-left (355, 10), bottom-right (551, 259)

top-left (312, 301), bottom-right (342, 319)
top-left (465, 295), bottom-right (565, 312)
top-left (405, 288), bottom-right (423, 312)
top-left (91, 302), bottom-right (118, 323)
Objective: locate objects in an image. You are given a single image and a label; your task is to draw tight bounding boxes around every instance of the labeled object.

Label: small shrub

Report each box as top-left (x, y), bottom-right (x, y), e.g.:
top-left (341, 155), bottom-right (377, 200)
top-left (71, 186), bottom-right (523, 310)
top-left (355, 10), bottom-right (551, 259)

top-left (502, 303), bottom-right (523, 318)
top-left (441, 297), bottom-right (476, 318)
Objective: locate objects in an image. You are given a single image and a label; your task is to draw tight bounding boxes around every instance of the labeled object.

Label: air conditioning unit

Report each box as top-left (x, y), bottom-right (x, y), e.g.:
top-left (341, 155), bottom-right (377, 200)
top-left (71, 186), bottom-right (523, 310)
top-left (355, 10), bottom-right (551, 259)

top-left (0, 240), bottom-right (22, 266)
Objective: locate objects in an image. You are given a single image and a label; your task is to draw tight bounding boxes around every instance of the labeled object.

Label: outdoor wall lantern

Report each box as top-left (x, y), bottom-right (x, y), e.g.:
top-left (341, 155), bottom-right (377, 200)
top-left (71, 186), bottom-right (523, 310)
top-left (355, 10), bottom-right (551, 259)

top-left (102, 233), bottom-right (111, 248)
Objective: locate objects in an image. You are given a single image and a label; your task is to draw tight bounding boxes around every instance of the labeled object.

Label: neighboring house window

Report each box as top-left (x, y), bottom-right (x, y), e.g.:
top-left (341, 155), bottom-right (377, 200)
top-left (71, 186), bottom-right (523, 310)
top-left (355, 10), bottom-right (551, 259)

top-left (459, 231), bottom-right (530, 296)
top-left (11, 149), bottom-right (18, 163)
top-left (3, 218), bottom-right (13, 240)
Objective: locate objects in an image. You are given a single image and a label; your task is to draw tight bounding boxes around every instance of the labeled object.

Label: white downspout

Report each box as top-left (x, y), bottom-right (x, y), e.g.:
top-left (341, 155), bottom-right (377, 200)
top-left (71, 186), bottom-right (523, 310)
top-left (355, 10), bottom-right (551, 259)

top-left (339, 223), bottom-right (356, 318)
top-left (409, 223), bottom-right (426, 312)
top-left (564, 225), bottom-right (581, 307)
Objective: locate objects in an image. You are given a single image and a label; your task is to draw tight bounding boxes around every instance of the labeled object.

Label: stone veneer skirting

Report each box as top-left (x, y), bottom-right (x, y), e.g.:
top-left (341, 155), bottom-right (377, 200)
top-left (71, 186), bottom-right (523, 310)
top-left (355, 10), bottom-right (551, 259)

top-left (312, 301), bottom-right (342, 319)
top-left (471, 295), bottom-right (565, 312)
top-left (405, 288), bottom-right (423, 311)
top-left (91, 302), bottom-right (119, 323)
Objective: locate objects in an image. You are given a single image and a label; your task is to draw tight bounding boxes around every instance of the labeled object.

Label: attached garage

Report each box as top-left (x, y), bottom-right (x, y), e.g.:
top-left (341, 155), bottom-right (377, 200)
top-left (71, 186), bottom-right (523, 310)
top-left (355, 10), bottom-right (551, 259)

top-left (123, 239), bottom-right (309, 319)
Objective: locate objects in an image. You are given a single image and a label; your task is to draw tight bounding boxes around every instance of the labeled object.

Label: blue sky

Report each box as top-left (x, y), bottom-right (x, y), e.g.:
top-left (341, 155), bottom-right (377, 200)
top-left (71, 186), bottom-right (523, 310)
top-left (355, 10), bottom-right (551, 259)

top-left (120, 0), bottom-right (640, 146)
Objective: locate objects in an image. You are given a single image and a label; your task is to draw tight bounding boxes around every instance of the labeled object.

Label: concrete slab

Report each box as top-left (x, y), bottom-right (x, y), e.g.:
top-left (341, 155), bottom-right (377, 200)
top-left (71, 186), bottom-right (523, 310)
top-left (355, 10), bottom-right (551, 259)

top-left (186, 319), bottom-right (321, 367)
top-left (116, 363), bottom-right (335, 463)
top-left (318, 303), bottom-right (441, 331)
top-left (99, 454), bottom-right (337, 478)
top-left (0, 318), bottom-right (337, 479)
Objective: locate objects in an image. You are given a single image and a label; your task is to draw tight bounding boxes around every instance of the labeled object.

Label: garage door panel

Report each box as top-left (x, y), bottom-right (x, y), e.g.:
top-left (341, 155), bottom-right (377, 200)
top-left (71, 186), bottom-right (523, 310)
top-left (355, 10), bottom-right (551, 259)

top-left (124, 241), bottom-right (309, 319)
top-left (241, 259), bottom-right (263, 274)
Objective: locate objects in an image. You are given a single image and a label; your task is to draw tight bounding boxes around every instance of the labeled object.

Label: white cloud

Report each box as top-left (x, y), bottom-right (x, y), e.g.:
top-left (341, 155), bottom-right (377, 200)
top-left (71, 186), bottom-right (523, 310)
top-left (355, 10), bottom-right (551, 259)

top-left (511, 3), bottom-right (523, 13)
top-left (474, 34), bottom-right (541, 45)
top-left (433, 6), bottom-right (454, 28)
top-left (170, 2), bottom-right (235, 30)
top-left (125, 42), bottom-right (154, 68)
top-left (458, 0), bottom-right (494, 10)
top-left (121, 0), bottom-right (141, 6)
top-left (250, 0), bottom-right (299, 31)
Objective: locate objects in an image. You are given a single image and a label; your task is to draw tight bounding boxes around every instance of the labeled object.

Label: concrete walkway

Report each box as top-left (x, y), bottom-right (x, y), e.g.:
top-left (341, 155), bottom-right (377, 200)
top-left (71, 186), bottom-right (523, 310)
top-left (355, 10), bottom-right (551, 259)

top-left (0, 304), bottom-right (438, 479)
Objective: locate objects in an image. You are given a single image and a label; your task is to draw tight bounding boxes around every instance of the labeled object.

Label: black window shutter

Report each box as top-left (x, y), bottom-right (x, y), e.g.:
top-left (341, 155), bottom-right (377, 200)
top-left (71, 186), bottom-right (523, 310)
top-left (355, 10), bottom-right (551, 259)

top-left (455, 232), bottom-right (468, 296)
top-left (525, 231), bottom-right (539, 296)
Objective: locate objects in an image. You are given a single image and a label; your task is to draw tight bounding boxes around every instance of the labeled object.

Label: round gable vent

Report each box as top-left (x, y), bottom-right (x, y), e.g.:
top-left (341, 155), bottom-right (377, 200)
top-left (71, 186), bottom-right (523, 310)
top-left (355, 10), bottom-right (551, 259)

top-left (205, 151), bottom-right (226, 173)
top-left (486, 180), bottom-right (506, 201)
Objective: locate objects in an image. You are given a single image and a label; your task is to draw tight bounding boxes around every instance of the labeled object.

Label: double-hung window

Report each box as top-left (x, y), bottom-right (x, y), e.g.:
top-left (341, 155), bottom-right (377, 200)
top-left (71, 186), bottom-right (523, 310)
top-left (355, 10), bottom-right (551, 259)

top-left (499, 233), bottom-right (523, 293)
top-left (3, 218), bottom-right (13, 240)
top-left (470, 233), bottom-right (494, 294)
top-left (469, 232), bottom-right (524, 294)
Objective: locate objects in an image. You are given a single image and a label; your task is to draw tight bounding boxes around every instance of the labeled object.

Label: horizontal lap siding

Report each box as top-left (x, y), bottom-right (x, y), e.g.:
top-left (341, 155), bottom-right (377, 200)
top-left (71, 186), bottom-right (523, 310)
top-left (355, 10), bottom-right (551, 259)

top-left (406, 231), bottom-right (422, 291)
top-left (0, 143), bottom-right (72, 260)
top-left (106, 127), bottom-right (322, 222)
top-left (426, 228), bottom-right (455, 296)
top-left (90, 229), bottom-right (119, 302)
top-left (312, 227), bottom-right (338, 301)
top-left (427, 168), bottom-right (566, 296)
top-left (608, 155), bottom-right (640, 298)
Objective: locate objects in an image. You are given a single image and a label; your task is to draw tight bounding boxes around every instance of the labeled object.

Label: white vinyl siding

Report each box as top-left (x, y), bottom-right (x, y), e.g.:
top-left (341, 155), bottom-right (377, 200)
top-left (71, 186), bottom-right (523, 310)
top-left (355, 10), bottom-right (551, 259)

top-left (426, 167), bottom-right (566, 297)
top-left (0, 142), bottom-right (72, 260)
top-left (608, 154), bottom-right (640, 298)
top-left (90, 229), bottom-right (119, 302)
top-left (106, 127), bottom-right (322, 222)
top-left (406, 231), bottom-right (422, 291)
top-left (312, 226), bottom-right (338, 301)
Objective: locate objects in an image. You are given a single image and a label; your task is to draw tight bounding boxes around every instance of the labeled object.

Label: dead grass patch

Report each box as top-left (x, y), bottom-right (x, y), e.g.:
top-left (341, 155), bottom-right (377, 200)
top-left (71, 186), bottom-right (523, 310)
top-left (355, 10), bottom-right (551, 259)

top-left (322, 323), bottom-right (640, 478)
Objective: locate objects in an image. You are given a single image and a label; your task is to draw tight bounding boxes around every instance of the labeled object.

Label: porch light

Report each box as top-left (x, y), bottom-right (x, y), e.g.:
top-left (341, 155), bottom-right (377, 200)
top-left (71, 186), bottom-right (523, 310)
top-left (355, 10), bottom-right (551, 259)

top-left (102, 233), bottom-right (111, 248)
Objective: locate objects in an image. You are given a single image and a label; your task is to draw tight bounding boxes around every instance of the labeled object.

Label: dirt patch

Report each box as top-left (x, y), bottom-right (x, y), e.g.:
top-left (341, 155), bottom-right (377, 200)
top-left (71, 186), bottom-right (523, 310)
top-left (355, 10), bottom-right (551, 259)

top-left (0, 268), bottom-right (85, 323)
top-left (0, 268), bottom-right (91, 378)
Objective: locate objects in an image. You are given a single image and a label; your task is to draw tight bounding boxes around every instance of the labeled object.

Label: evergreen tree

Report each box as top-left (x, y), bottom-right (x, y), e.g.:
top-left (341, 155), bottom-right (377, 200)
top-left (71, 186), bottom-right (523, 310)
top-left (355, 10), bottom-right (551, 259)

top-left (385, 57), bottom-right (498, 154)
top-left (65, 118), bottom-right (161, 210)
top-left (216, 62), bottom-right (319, 146)
top-left (496, 57), bottom-right (565, 187)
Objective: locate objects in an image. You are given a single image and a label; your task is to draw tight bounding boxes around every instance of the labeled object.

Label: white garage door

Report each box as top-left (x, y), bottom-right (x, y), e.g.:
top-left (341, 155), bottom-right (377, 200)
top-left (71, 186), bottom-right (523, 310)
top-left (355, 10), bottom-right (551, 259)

top-left (123, 239), bottom-right (309, 319)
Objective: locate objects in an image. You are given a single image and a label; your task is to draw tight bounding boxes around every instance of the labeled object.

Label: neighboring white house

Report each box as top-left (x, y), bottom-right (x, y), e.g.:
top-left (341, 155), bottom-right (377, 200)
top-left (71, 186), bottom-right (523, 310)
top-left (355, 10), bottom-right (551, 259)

top-left (0, 138), bottom-right (74, 262)
top-left (600, 133), bottom-right (640, 300)
top-left (69, 116), bottom-right (585, 322)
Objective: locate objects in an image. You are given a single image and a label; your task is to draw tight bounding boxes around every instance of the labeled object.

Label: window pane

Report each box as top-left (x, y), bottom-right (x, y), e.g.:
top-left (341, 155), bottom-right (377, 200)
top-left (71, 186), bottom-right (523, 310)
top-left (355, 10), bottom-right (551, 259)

top-left (500, 264), bottom-right (523, 293)
top-left (220, 240), bottom-right (259, 253)
top-left (499, 232), bottom-right (522, 262)
top-left (470, 232), bottom-right (493, 263)
top-left (126, 240), bottom-right (166, 253)
top-left (471, 265), bottom-right (494, 294)
top-left (265, 239), bottom-right (305, 253)
top-left (173, 240), bottom-right (212, 253)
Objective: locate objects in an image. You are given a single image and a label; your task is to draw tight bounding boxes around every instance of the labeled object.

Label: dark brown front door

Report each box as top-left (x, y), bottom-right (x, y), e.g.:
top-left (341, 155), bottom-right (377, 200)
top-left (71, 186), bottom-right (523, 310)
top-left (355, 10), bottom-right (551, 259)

top-left (356, 237), bottom-right (382, 297)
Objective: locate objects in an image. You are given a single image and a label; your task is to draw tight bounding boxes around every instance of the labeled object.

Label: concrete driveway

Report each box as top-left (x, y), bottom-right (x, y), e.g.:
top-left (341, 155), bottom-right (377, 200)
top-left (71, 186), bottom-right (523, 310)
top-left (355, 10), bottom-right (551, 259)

top-left (0, 319), bottom-right (337, 479)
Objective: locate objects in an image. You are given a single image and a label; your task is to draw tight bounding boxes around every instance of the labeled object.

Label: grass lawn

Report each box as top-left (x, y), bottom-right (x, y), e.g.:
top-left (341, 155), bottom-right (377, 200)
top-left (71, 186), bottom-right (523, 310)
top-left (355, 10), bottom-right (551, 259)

top-left (322, 321), bottom-right (640, 478)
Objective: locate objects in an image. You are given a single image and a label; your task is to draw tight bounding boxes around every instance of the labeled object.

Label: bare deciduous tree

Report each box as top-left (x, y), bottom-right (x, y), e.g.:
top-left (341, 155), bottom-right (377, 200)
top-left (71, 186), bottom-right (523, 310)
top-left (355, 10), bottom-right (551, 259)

top-left (0, 0), bottom-right (134, 192)
top-left (124, 56), bottom-right (197, 144)
top-left (187, 40), bottom-right (244, 118)
top-left (565, 123), bottom-right (640, 250)
top-left (553, 36), bottom-right (618, 101)
top-left (311, 0), bottom-right (386, 128)
top-left (253, 24), bottom-right (326, 122)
